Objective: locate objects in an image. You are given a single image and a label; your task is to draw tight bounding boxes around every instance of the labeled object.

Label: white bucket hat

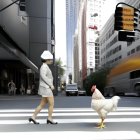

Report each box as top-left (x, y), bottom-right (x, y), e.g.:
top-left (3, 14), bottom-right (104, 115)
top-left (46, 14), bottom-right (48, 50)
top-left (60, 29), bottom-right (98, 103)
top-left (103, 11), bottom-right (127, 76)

top-left (41, 50), bottom-right (53, 60)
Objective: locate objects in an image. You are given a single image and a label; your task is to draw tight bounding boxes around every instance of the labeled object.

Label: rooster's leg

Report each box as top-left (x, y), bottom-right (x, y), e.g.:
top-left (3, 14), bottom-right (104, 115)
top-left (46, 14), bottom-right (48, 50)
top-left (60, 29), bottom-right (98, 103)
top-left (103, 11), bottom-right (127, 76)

top-left (98, 118), bottom-right (105, 128)
top-left (96, 118), bottom-right (103, 126)
top-left (96, 121), bottom-right (101, 126)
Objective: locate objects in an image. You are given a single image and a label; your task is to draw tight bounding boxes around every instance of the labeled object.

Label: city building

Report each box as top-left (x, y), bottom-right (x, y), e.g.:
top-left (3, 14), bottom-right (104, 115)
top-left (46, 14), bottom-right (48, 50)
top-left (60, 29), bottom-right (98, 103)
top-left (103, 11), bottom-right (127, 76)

top-left (72, 0), bottom-right (106, 88)
top-left (66, 0), bottom-right (80, 78)
top-left (99, 0), bottom-right (140, 69)
top-left (86, 0), bottom-right (103, 75)
top-left (0, 0), bottom-right (55, 94)
top-left (73, 0), bottom-right (86, 87)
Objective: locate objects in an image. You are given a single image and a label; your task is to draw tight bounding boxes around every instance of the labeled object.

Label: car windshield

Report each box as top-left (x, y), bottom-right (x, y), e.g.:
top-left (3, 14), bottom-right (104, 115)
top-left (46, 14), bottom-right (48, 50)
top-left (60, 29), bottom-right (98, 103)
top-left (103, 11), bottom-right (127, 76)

top-left (66, 85), bottom-right (77, 90)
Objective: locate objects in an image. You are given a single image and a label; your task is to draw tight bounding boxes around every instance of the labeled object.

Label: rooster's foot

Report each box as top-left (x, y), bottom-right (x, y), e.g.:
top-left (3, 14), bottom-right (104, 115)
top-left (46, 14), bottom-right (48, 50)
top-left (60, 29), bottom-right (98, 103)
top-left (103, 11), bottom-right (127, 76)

top-left (97, 123), bottom-right (105, 129)
top-left (96, 122), bottom-right (101, 127)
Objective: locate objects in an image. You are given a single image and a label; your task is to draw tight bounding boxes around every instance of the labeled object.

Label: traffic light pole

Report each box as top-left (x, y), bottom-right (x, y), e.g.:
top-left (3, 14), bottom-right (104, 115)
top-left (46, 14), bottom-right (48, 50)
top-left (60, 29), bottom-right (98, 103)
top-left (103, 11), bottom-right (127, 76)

top-left (116, 2), bottom-right (140, 12)
top-left (0, 0), bottom-right (19, 12)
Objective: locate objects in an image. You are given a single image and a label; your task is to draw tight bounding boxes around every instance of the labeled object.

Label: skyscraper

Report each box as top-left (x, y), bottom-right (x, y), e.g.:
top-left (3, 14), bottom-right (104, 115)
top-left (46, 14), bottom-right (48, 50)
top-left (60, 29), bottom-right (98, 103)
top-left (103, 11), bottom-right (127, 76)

top-left (66, 0), bottom-right (80, 76)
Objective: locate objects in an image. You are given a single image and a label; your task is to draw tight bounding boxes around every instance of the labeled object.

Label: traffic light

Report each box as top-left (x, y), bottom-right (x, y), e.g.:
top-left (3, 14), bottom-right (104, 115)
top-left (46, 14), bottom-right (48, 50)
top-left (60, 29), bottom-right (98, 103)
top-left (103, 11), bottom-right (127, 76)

top-left (118, 31), bottom-right (135, 42)
top-left (114, 7), bottom-right (139, 31)
top-left (19, 0), bottom-right (26, 11)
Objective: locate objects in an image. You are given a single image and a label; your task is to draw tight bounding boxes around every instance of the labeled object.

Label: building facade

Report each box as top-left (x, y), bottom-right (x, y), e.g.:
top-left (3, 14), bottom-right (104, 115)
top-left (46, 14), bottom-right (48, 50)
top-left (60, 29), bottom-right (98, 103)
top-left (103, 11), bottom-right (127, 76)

top-left (86, 0), bottom-right (106, 75)
top-left (72, 0), bottom-right (106, 87)
top-left (99, 0), bottom-right (140, 69)
top-left (0, 0), bottom-right (55, 94)
top-left (66, 0), bottom-right (80, 78)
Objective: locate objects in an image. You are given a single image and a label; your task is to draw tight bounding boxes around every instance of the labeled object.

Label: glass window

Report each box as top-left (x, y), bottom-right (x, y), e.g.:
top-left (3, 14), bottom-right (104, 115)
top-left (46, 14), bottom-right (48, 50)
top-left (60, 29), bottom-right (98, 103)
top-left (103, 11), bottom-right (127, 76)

top-left (131, 49), bottom-right (135, 54)
top-left (130, 70), bottom-right (140, 79)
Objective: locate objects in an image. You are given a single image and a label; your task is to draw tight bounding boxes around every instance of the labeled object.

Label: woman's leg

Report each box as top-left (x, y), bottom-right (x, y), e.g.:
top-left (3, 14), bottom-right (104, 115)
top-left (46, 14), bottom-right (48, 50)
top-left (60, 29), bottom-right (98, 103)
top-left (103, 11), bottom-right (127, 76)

top-left (32, 97), bottom-right (48, 120)
top-left (47, 96), bottom-right (54, 121)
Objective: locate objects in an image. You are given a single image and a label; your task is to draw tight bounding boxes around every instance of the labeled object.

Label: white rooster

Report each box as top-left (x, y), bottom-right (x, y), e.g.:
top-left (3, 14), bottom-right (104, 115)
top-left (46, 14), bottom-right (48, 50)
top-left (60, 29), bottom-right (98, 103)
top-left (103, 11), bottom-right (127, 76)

top-left (91, 85), bottom-right (120, 128)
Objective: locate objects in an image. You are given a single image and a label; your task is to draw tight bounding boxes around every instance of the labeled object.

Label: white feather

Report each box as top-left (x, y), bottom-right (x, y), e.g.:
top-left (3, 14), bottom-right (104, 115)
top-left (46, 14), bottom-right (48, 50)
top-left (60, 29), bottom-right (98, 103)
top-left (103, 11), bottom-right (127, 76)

top-left (91, 94), bottom-right (120, 118)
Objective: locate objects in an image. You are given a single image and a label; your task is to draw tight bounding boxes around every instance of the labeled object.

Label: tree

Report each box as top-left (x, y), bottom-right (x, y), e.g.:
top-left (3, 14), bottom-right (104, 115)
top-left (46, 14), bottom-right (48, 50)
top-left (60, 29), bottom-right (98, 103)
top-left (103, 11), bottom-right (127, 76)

top-left (83, 67), bottom-right (110, 96)
top-left (55, 58), bottom-right (65, 89)
top-left (55, 58), bottom-right (65, 77)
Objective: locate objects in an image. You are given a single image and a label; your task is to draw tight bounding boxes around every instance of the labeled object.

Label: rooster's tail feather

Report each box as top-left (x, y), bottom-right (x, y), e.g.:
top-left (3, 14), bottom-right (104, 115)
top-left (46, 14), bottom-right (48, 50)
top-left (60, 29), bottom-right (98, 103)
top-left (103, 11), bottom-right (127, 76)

top-left (112, 96), bottom-right (120, 111)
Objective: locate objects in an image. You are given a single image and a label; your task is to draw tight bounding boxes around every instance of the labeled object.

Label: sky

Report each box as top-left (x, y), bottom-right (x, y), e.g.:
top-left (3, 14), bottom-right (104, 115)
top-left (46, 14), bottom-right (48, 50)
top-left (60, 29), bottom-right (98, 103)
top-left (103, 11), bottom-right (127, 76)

top-left (55, 0), bottom-right (66, 66)
top-left (101, 0), bottom-right (118, 28)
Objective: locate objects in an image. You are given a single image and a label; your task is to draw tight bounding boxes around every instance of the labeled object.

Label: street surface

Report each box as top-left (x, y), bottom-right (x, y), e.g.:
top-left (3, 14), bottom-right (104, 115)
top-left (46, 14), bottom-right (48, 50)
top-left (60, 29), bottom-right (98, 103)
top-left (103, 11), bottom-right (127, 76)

top-left (0, 94), bottom-right (140, 140)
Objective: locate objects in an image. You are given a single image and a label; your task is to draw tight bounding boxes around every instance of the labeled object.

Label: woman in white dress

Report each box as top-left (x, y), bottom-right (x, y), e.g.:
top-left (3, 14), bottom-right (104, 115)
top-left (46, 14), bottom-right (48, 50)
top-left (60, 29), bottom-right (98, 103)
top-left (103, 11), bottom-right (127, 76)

top-left (29, 50), bottom-right (57, 124)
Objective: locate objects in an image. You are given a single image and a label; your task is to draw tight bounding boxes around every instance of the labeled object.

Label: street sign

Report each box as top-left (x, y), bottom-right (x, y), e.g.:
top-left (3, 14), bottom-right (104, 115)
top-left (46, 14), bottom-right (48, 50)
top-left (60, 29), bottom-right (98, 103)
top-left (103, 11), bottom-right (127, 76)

top-left (118, 31), bottom-right (135, 41)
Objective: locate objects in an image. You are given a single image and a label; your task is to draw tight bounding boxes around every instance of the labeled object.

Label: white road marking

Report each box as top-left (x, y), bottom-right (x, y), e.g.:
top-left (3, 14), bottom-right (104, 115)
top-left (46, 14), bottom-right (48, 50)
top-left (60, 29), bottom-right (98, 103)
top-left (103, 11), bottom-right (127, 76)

top-left (0, 111), bottom-right (140, 117)
top-left (0, 107), bottom-right (140, 124)
top-left (1, 118), bottom-right (140, 124)
top-left (0, 107), bottom-right (140, 139)
top-left (0, 107), bottom-right (140, 112)
top-left (0, 131), bottom-right (140, 140)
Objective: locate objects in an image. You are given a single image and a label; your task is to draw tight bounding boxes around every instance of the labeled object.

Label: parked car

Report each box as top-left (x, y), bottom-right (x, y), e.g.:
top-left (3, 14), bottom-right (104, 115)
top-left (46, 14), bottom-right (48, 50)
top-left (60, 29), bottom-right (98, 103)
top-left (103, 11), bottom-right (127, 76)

top-left (78, 90), bottom-right (86, 96)
top-left (65, 83), bottom-right (78, 96)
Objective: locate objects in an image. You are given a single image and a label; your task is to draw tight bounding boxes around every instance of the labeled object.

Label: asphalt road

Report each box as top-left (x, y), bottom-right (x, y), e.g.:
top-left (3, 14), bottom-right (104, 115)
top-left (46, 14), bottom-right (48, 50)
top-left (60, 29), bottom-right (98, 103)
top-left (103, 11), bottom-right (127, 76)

top-left (0, 95), bottom-right (140, 140)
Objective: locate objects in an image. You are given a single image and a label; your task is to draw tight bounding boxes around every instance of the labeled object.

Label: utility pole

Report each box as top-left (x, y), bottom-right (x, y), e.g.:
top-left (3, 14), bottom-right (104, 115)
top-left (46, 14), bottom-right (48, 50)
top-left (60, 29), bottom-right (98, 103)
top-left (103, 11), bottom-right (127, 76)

top-left (0, 0), bottom-right (19, 12)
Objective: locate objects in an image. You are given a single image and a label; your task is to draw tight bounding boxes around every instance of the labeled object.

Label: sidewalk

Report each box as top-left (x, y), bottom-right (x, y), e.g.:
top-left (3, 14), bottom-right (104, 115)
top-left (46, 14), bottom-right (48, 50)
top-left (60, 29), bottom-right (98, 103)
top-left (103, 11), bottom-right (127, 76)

top-left (0, 94), bottom-right (41, 100)
top-left (0, 91), bottom-right (66, 100)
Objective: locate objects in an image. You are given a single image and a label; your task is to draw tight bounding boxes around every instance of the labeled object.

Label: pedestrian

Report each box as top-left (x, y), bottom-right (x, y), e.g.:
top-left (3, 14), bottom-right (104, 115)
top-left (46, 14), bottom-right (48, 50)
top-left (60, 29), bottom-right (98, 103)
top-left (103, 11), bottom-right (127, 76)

top-left (8, 80), bottom-right (16, 95)
top-left (20, 84), bottom-right (25, 95)
top-left (31, 83), bottom-right (36, 95)
top-left (29, 50), bottom-right (57, 125)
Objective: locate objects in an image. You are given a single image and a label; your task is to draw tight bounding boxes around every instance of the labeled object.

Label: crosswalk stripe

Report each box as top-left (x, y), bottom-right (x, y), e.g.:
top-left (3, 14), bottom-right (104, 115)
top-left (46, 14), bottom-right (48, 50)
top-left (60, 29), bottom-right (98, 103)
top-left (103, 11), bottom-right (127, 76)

top-left (0, 131), bottom-right (140, 140)
top-left (0, 111), bottom-right (140, 117)
top-left (0, 107), bottom-right (140, 124)
top-left (0, 107), bottom-right (140, 112)
top-left (0, 118), bottom-right (140, 124)
top-left (0, 107), bottom-right (140, 139)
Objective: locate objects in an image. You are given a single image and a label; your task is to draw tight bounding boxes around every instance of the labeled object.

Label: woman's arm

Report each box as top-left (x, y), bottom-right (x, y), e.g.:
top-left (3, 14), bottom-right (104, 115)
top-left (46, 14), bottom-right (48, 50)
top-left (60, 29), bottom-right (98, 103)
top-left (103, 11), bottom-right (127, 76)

top-left (40, 65), bottom-right (53, 88)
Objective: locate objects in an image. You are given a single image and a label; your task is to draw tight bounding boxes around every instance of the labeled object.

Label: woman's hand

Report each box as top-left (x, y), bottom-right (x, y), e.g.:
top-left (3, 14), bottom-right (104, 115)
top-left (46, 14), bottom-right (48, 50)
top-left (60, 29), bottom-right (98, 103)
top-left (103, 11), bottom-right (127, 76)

top-left (50, 85), bottom-right (55, 91)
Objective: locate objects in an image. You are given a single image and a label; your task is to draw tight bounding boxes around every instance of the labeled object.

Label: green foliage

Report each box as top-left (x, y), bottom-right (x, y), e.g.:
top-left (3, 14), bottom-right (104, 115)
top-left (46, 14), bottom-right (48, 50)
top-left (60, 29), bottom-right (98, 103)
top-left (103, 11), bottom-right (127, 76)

top-left (83, 67), bottom-right (110, 96)
top-left (55, 58), bottom-right (65, 77)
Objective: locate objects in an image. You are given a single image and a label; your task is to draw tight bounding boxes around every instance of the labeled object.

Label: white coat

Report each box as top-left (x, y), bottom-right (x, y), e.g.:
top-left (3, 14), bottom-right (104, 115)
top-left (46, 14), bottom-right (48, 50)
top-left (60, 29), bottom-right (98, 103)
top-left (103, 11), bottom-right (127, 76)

top-left (38, 63), bottom-right (54, 97)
